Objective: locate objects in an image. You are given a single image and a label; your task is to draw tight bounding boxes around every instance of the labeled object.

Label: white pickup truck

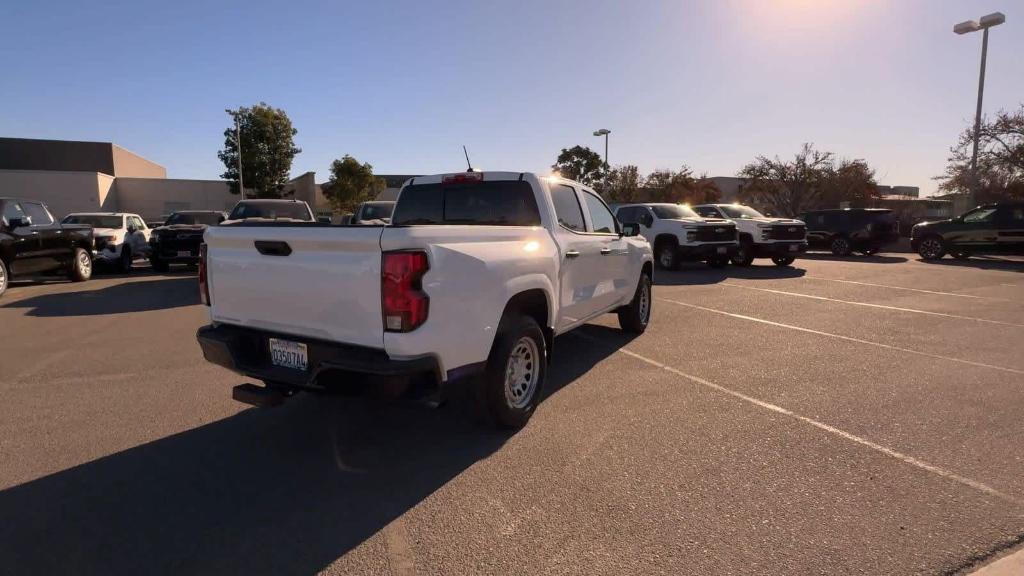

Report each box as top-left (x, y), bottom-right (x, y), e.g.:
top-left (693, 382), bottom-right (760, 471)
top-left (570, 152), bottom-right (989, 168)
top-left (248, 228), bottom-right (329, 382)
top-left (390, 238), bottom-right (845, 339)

top-left (693, 203), bottom-right (807, 267)
top-left (196, 171), bottom-right (653, 428)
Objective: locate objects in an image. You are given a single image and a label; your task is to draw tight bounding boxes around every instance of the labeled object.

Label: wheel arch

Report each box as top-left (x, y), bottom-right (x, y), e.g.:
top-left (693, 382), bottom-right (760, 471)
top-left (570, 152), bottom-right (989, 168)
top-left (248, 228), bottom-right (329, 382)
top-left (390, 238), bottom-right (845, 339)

top-left (499, 288), bottom-right (553, 362)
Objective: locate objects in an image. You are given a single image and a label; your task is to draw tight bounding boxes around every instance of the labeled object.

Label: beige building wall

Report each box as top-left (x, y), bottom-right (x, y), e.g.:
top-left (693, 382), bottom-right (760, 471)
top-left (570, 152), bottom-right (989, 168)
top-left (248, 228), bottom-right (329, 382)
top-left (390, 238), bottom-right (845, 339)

top-left (115, 178), bottom-right (237, 221)
top-left (0, 169), bottom-right (109, 218)
top-left (111, 145), bottom-right (167, 178)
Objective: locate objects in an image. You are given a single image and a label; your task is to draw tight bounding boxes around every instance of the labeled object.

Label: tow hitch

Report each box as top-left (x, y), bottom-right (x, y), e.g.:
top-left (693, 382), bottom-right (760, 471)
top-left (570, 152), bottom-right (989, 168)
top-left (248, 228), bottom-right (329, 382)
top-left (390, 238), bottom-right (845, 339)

top-left (232, 383), bottom-right (286, 408)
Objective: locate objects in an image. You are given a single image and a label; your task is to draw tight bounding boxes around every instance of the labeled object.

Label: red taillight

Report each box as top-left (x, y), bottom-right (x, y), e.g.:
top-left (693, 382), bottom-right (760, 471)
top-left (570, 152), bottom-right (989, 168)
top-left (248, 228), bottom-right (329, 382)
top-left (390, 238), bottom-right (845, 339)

top-left (442, 172), bottom-right (483, 184)
top-left (198, 243), bottom-right (210, 306)
top-left (382, 251), bottom-right (429, 332)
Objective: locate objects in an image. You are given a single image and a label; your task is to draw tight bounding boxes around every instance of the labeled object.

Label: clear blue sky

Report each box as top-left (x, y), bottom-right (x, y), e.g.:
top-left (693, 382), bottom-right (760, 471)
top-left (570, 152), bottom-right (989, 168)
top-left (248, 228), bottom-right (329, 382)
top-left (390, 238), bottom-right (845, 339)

top-left (2, 0), bottom-right (1021, 195)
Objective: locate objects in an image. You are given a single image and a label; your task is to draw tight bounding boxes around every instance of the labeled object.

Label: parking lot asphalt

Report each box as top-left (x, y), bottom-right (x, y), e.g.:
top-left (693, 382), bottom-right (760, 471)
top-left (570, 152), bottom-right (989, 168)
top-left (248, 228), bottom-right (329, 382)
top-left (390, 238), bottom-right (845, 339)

top-left (1, 254), bottom-right (1022, 575)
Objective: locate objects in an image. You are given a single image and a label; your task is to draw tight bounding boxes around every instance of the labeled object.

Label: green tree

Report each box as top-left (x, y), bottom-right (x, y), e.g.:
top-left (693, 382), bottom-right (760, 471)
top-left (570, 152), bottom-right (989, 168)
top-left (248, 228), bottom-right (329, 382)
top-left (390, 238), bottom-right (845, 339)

top-left (644, 166), bottom-right (715, 204)
top-left (738, 143), bottom-right (834, 217)
top-left (552, 145), bottom-right (605, 186)
top-left (937, 105), bottom-right (1024, 202)
top-left (596, 165), bottom-right (642, 203)
top-left (218, 103), bottom-right (301, 198)
top-left (323, 155), bottom-right (386, 213)
top-left (821, 159), bottom-right (879, 208)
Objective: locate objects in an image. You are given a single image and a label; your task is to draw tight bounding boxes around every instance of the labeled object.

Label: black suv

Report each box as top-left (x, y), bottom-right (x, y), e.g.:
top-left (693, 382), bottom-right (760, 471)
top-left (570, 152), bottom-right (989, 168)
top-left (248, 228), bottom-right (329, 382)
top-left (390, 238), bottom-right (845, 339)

top-left (1, 197), bottom-right (95, 297)
top-left (911, 202), bottom-right (1024, 260)
top-left (800, 208), bottom-right (900, 256)
top-left (149, 210), bottom-right (226, 272)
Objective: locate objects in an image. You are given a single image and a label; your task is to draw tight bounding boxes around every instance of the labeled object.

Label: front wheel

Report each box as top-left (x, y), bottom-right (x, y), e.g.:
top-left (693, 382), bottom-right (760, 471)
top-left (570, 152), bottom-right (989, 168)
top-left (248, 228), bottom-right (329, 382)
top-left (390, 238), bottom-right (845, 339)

top-left (618, 273), bottom-right (652, 334)
top-left (68, 247), bottom-right (92, 282)
top-left (830, 236), bottom-right (852, 257)
top-left (731, 240), bottom-right (754, 267)
top-left (771, 256), bottom-right (795, 267)
top-left (917, 236), bottom-right (946, 260)
top-left (0, 258), bottom-right (9, 298)
top-left (477, 316), bottom-right (547, 430)
top-left (656, 242), bottom-right (679, 271)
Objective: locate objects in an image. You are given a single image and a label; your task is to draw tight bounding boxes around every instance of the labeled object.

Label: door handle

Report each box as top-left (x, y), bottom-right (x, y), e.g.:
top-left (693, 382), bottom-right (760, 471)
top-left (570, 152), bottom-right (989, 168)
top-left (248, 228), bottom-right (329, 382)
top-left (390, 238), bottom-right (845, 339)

top-left (565, 250), bottom-right (580, 258)
top-left (600, 247), bottom-right (612, 255)
top-left (254, 240), bottom-right (293, 256)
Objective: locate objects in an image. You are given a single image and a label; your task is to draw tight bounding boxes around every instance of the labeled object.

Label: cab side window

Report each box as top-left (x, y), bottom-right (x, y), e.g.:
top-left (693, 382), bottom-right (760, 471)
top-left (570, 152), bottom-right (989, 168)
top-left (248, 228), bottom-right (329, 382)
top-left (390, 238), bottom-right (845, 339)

top-left (695, 206), bottom-right (720, 218)
top-left (581, 191), bottom-right (618, 234)
top-left (22, 202), bottom-right (54, 225)
top-left (3, 201), bottom-right (25, 225)
top-left (550, 184), bottom-right (586, 232)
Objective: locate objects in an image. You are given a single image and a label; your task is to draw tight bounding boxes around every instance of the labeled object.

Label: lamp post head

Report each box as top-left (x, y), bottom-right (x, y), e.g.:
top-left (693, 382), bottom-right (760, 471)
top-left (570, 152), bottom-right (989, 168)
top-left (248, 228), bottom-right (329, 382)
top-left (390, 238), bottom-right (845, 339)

top-left (979, 12), bottom-right (1006, 28)
top-left (954, 20), bottom-right (981, 34)
top-left (593, 129), bottom-right (610, 136)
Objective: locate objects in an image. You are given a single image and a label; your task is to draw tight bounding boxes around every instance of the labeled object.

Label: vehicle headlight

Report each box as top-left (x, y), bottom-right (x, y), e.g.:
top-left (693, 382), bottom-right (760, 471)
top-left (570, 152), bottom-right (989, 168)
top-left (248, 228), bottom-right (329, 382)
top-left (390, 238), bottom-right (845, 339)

top-left (685, 230), bottom-right (697, 241)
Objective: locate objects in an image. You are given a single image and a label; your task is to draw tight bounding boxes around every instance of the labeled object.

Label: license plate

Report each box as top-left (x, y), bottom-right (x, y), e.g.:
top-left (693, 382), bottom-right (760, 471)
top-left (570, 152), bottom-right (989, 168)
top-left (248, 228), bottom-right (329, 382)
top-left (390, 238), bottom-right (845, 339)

top-left (177, 250), bottom-right (192, 258)
top-left (789, 245), bottom-right (798, 252)
top-left (717, 247), bottom-right (727, 254)
top-left (269, 338), bottom-right (308, 371)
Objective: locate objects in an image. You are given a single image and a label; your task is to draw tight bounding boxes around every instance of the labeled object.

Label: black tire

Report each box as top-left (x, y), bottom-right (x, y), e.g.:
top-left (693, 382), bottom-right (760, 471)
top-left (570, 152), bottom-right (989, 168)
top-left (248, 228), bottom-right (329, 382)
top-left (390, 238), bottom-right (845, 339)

top-left (118, 246), bottom-right (132, 273)
top-left (771, 255), bottom-right (795, 267)
top-left (830, 236), bottom-right (852, 257)
top-left (0, 258), bottom-right (8, 298)
top-left (655, 240), bottom-right (679, 271)
top-left (68, 247), bottom-right (92, 282)
top-left (917, 236), bottom-right (946, 260)
top-left (477, 315), bottom-right (547, 430)
top-left (151, 257), bottom-right (170, 272)
top-left (618, 272), bottom-right (652, 334)
top-left (731, 239), bottom-right (754, 267)
top-left (707, 256), bottom-right (728, 268)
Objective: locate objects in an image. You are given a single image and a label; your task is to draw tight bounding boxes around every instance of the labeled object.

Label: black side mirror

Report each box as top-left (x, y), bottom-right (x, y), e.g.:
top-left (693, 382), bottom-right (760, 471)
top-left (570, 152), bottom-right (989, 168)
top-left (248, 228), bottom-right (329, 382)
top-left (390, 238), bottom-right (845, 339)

top-left (641, 215), bottom-right (653, 227)
top-left (8, 216), bottom-right (32, 229)
top-left (621, 222), bottom-right (641, 237)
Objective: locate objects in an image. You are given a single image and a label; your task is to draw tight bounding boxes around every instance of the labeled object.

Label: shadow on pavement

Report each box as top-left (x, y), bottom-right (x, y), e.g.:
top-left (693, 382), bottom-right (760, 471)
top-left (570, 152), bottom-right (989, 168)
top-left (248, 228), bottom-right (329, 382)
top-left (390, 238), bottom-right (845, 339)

top-left (654, 263), bottom-right (806, 286)
top-left (0, 328), bottom-right (629, 575)
top-left (801, 252), bottom-right (909, 264)
top-left (915, 256), bottom-right (1024, 273)
top-left (3, 277), bottom-right (198, 316)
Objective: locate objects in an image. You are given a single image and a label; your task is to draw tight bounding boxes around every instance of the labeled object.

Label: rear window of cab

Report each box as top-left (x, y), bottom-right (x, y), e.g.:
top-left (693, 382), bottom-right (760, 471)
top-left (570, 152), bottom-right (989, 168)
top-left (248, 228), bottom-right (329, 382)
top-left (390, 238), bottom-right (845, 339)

top-left (391, 181), bottom-right (541, 226)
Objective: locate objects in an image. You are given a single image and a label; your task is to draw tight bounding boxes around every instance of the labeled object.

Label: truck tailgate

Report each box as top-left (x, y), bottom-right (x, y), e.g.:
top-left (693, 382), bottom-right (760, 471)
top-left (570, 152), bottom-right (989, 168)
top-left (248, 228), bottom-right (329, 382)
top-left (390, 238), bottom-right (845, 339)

top-left (205, 225), bottom-right (385, 348)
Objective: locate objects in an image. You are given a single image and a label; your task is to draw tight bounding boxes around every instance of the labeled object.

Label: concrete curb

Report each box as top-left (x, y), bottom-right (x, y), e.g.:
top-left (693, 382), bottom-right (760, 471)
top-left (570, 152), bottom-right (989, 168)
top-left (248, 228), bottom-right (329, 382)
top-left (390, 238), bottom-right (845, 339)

top-left (969, 546), bottom-right (1024, 575)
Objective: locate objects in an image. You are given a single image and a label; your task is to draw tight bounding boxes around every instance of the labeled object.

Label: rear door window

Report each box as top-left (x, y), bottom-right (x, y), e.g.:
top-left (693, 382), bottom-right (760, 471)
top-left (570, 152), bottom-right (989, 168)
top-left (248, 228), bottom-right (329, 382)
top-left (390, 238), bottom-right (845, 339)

top-left (22, 202), bottom-right (54, 225)
top-left (548, 184), bottom-right (586, 232)
top-left (3, 201), bottom-right (25, 225)
top-left (391, 180), bottom-right (541, 226)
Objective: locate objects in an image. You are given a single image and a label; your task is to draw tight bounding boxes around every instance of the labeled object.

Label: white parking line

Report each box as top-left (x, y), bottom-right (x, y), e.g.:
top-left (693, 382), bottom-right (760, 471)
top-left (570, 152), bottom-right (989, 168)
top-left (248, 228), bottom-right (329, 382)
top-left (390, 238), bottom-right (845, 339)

top-left (573, 332), bottom-right (1024, 507)
top-left (721, 283), bottom-right (1024, 328)
top-left (658, 297), bottom-right (1024, 376)
top-left (803, 276), bottom-right (1018, 302)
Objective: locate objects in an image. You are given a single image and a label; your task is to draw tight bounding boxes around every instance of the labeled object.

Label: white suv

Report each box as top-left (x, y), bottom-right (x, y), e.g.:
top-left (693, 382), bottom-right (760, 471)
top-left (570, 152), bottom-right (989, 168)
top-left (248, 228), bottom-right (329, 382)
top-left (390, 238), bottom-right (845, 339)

top-left (614, 203), bottom-right (738, 269)
top-left (61, 213), bottom-right (151, 273)
top-left (693, 204), bottom-right (807, 267)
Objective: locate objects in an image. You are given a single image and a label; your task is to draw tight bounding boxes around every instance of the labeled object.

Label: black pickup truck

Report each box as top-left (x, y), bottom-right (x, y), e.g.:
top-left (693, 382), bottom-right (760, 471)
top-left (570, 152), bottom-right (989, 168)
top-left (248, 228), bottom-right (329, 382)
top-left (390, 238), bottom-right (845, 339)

top-left (912, 202), bottom-right (1024, 260)
top-left (1, 197), bottom-right (94, 297)
top-left (149, 210), bottom-right (226, 272)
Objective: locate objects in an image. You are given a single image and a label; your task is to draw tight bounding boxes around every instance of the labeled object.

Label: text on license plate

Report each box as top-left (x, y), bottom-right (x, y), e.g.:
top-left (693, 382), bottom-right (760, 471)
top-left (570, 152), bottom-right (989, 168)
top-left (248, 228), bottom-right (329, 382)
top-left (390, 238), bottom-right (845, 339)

top-left (717, 247), bottom-right (727, 254)
top-left (177, 250), bottom-right (192, 257)
top-left (269, 338), bottom-right (308, 371)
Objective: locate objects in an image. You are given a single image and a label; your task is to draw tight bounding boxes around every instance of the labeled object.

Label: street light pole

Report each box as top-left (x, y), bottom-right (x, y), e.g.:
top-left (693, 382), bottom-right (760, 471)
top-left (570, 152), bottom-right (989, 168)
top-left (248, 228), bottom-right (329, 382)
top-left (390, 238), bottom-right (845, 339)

top-left (593, 128), bottom-right (611, 167)
top-left (235, 114), bottom-right (246, 200)
top-left (954, 11), bottom-right (1006, 208)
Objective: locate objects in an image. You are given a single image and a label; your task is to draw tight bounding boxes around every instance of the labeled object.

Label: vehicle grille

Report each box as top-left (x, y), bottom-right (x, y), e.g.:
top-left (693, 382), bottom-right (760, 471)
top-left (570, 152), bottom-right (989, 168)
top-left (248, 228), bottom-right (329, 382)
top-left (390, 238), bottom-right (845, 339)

top-left (156, 233), bottom-right (203, 253)
top-left (768, 225), bottom-right (806, 240)
top-left (695, 225), bottom-right (736, 242)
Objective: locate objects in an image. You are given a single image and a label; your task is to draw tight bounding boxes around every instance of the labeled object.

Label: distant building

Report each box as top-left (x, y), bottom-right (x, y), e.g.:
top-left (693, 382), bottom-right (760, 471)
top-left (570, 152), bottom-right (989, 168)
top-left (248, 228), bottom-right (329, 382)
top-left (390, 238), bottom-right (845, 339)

top-left (0, 137), bottom-right (318, 222)
top-left (375, 175), bottom-right (419, 201)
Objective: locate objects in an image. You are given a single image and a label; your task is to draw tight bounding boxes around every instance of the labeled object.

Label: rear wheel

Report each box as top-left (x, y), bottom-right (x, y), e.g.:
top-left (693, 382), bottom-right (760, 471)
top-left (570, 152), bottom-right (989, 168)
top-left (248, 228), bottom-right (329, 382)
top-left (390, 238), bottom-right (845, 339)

top-left (477, 316), bottom-right (547, 430)
top-left (771, 255), bottom-right (795, 267)
top-left (68, 247), bottom-right (92, 282)
top-left (731, 239), bottom-right (754, 267)
top-left (0, 258), bottom-right (8, 298)
top-left (656, 241), bottom-right (679, 271)
top-left (917, 236), bottom-right (946, 260)
top-left (618, 273), bottom-right (652, 334)
top-left (830, 236), bottom-right (852, 257)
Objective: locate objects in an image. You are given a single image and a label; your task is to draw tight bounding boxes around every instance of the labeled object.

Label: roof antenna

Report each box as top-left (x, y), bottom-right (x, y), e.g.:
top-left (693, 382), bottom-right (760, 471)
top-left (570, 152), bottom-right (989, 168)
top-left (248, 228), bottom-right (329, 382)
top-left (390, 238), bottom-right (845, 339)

top-left (463, 145), bottom-right (476, 172)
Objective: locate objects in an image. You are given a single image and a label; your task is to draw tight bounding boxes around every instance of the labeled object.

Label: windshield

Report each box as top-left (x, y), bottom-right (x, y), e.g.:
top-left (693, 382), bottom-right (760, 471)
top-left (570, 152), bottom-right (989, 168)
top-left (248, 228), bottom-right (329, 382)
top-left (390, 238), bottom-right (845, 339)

top-left (651, 204), bottom-right (698, 219)
top-left (165, 212), bottom-right (223, 226)
top-left (720, 205), bottom-right (765, 219)
top-left (228, 202), bottom-right (312, 221)
top-left (62, 215), bottom-right (123, 229)
top-left (961, 207), bottom-right (997, 224)
top-left (360, 203), bottom-right (395, 221)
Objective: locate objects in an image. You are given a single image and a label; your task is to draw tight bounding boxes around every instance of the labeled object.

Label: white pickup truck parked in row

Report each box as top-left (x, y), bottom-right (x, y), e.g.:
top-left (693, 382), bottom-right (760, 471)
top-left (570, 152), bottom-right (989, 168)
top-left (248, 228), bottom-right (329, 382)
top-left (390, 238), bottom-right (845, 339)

top-left (612, 203), bottom-right (738, 270)
top-left (693, 204), bottom-right (807, 267)
top-left (197, 171), bottom-right (653, 429)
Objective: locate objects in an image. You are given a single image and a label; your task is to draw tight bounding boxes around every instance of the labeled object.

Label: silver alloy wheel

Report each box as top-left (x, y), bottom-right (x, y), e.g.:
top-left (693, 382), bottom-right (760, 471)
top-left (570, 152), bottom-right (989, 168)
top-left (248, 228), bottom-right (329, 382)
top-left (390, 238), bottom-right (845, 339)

top-left (78, 250), bottom-right (92, 277)
top-left (658, 247), bottom-right (674, 268)
top-left (638, 279), bottom-right (650, 324)
top-left (920, 238), bottom-right (943, 259)
top-left (0, 260), bottom-right (6, 292)
top-left (504, 336), bottom-right (539, 409)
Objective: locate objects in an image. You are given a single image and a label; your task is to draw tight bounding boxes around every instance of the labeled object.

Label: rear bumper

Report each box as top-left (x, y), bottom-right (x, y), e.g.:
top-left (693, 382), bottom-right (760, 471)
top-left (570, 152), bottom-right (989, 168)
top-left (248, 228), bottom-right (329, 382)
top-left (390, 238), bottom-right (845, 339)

top-left (196, 323), bottom-right (440, 389)
top-left (677, 242), bottom-right (738, 260)
top-left (752, 241), bottom-right (807, 257)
